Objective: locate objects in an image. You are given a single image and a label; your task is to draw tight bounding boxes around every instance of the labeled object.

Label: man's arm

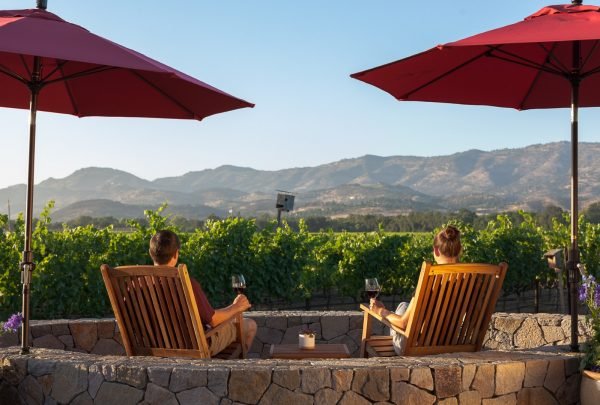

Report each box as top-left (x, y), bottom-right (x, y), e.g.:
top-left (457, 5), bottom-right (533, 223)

top-left (209, 294), bottom-right (251, 327)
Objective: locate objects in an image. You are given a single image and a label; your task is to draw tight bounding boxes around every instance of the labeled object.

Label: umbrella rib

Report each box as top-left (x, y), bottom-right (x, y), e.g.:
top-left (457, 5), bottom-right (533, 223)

top-left (517, 62), bottom-right (546, 110)
top-left (489, 43), bottom-right (568, 110)
top-left (403, 51), bottom-right (489, 99)
top-left (56, 61), bottom-right (80, 116)
top-left (131, 70), bottom-right (196, 119)
top-left (538, 43), bottom-right (572, 74)
top-left (580, 40), bottom-right (600, 74)
top-left (582, 65), bottom-right (600, 78)
top-left (0, 64), bottom-right (27, 84)
top-left (487, 46), bottom-right (566, 77)
top-left (43, 65), bottom-right (117, 86)
top-left (40, 60), bottom-right (69, 83)
top-left (19, 54), bottom-right (33, 79)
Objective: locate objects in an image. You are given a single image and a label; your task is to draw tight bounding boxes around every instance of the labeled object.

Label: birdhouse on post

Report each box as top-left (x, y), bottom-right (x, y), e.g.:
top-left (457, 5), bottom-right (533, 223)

top-left (276, 191), bottom-right (295, 227)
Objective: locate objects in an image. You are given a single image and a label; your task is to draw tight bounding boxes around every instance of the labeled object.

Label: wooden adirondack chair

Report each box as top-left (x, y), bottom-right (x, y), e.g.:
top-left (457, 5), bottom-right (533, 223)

top-left (360, 261), bottom-right (508, 357)
top-left (100, 263), bottom-right (246, 359)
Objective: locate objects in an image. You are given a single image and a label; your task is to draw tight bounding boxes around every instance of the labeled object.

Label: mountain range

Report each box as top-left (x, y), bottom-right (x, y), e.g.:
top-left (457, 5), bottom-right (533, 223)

top-left (0, 141), bottom-right (597, 221)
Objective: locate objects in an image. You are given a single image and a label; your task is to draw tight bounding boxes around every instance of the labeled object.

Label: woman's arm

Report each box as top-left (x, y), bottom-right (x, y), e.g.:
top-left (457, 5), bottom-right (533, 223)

top-left (370, 298), bottom-right (414, 331)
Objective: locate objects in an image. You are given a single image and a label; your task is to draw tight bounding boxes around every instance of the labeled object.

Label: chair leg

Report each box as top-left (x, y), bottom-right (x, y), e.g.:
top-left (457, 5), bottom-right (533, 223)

top-left (235, 313), bottom-right (246, 359)
top-left (360, 310), bottom-right (372, 358)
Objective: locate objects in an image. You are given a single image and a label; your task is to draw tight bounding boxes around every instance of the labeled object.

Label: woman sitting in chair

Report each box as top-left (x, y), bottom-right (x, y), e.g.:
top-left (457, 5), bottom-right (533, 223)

top-left (369, 225), bottom-right (462, 354)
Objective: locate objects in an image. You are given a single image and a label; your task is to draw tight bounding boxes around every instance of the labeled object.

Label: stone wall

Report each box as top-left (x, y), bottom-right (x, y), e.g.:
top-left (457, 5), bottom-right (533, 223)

top-left (485, 313), bottom-right (592, 351)
top-left (0, 312), bottom-right (591, 359)
top-left (0, 346), bottom-right (582, 405)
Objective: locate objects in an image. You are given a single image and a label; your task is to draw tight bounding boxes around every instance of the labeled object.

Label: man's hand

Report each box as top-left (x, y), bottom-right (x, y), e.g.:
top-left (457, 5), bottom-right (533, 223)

top-left (233, 294), bottom-right (251, 311)
top-left (211, 294), bottom-right (251, 327)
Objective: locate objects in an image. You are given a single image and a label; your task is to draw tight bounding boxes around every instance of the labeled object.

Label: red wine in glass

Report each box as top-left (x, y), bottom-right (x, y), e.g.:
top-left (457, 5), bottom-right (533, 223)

top-left (365, 278), bottom-right (381, 300)
top-left (366, 289), bottom-right (380, 299)
top-left (232, 274), bottom-right (246, 295)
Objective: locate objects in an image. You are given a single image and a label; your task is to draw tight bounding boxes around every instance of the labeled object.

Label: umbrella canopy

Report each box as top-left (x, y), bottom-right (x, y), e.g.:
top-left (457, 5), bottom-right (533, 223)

top-left (351, 3), bottom-right (600, 110)
top-left (0, 4), bottom-right (253, 354)
top-left (0, 8), bottom-right (253, 119)
top-left (351, 1), bottom-right (600, 351)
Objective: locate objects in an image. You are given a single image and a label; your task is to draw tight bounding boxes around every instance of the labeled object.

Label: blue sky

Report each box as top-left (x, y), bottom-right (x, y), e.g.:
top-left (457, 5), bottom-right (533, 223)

top-left (1, 0), bottom-right (598, 189)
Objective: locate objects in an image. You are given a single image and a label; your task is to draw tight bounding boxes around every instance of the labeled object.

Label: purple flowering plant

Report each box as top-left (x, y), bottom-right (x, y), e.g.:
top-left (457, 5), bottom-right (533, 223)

top-left (578, 271), bottom-right (600, 372)
top-left (0, 313), bottom-right (23, 336)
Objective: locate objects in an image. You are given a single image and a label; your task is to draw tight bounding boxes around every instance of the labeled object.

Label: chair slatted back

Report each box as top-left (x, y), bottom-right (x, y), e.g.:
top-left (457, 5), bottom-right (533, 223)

top-left (101, 264), bottom-right (211, 358)
top-left (403, 262), bottom-right (508, 355)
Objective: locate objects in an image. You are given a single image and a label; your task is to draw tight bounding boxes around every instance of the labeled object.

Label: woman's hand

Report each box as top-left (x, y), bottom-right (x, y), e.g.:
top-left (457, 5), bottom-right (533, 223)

top-left (369, 299), bottom-right (387, 317)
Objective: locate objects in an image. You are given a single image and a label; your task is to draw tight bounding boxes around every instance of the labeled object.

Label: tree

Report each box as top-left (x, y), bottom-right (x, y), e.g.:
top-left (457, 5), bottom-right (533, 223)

top-left (452, 208), bottom-right (477, 226)
top-left (584, 201), bottom-right (600, 224)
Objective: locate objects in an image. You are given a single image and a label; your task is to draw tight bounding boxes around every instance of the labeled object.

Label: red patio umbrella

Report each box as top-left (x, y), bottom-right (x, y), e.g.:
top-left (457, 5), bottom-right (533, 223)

top-left (0, 1), bottom-right (253, 353)
top-left (351, 0), bottom-right (600, 351)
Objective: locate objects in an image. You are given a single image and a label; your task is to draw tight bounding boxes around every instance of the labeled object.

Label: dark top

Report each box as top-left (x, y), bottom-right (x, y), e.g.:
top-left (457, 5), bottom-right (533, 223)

top-left (190, 277), bottom-right (216, 326)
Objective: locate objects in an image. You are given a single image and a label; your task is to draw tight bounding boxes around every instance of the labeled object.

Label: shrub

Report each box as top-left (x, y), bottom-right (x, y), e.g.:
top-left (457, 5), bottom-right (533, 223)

top-left (1, 206), bottom-right (598, 319)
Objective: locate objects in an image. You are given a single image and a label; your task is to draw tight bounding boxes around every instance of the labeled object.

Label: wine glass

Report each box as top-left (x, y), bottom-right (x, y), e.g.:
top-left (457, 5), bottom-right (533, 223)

top-left (364, 278), bottom-right (381, 300)
top-left (232, 274), bottom-right (247, 295)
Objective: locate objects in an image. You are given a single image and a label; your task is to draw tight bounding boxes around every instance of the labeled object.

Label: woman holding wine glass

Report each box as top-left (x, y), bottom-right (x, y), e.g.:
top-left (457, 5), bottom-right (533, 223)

top-left (369, 225), bottom-right (462, 355)
top-left (365, 278), bottom-right (381, 299)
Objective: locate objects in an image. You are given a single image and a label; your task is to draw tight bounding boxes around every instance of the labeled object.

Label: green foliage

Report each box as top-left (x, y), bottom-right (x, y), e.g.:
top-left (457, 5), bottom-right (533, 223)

top-left (0, 213), bottom-right (22, 319)
top-left (303, 231), bottom-right (339, 298)
top-left (472, 213), bottom-right (547, 294)
top-left (250, 220), bottom-right (312, 304)
top-left (300, 229), bottom-right (430, 302)
top-left (273, 207), bottom-right (566, 233)
top-left (182, 217), bottom-right (256, 307)
top-left (2, 204), bottom-right (600, 319)
top-left (384, 232), bottom-right (431, 294)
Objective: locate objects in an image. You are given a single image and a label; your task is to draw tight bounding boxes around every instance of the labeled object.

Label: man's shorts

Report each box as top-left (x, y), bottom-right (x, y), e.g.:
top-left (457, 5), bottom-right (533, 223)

top-left (207, 321), bottom-right (237, 356)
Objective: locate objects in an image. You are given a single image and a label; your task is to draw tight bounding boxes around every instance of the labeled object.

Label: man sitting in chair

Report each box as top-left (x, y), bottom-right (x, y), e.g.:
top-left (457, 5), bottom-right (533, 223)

top-left (369, 225), bottom-right (461, 354)
top-left (149, 230), bottom-right (257, 356)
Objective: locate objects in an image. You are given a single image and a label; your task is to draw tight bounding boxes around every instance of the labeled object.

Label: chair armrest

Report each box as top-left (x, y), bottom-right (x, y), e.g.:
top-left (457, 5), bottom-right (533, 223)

top-left (359, 304), bottom-right (407, 337)
top-left (205, 307), bottom-right (245, 338)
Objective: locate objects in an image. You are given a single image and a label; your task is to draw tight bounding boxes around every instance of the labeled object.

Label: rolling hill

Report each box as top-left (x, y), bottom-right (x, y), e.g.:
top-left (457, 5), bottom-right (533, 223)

top-left (0, 142), bottom-right (596, 220)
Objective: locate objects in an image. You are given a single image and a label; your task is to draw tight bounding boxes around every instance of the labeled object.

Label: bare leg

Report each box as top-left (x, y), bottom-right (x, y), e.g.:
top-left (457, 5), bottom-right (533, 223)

top-left (243, 318), bottom-right (257, 352)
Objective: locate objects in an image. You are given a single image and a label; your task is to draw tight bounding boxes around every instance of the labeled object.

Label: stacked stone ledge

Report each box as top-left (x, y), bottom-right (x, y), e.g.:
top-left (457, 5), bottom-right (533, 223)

top-left (251, 311), bottom-right (385, 358)
top-left (485, 313), bottom-right (593, 350)
top-left (0, 312), bottom-right (591, 358)
top-left (0, 311), bottom-right (590, 404)
top-left (0, 318), bottom-right (126, 356)
top-left (0, 347), bottom-right (582, 404)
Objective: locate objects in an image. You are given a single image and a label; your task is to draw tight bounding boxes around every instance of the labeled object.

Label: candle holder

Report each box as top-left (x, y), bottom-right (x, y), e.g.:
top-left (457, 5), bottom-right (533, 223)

top-left (298, 327), bottom-right (315, 350)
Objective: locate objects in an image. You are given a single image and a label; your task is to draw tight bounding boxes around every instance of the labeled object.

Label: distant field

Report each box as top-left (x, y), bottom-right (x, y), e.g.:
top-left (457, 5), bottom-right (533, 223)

top-left (310, 231), bottom-right (429, 236)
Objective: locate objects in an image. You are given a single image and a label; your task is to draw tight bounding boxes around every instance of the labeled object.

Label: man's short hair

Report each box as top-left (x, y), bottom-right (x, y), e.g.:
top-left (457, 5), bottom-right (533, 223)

top-left (149, 230), bottom-right (180, 265)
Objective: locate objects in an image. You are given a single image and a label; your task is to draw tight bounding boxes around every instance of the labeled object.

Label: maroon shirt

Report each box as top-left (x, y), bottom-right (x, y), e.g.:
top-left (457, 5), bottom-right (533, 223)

top-left (189, 277), bottom-right (216, 327)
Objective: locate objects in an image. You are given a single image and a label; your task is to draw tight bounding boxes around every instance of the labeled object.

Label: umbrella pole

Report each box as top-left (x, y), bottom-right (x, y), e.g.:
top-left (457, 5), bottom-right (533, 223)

top-left (567, 41), bottom-right (580, 353)
top-left (20, 56), bottom-right (41, 355)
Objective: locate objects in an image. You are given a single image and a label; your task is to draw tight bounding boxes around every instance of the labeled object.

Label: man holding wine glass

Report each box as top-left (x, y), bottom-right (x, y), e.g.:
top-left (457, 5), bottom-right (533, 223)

top-left (232, 274), bottom-right (246, 295)
top-left (149, 230), bottom-right (257, 356)
top-left (368, 225), bottom-right (462, 355)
